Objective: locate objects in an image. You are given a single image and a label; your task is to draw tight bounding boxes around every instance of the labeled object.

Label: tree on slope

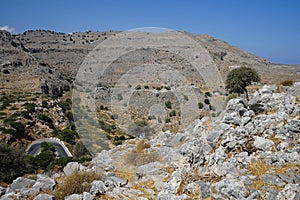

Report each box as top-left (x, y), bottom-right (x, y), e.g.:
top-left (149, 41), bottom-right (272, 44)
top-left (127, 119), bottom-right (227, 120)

top-left (225, 67), bottom-right (260, 100)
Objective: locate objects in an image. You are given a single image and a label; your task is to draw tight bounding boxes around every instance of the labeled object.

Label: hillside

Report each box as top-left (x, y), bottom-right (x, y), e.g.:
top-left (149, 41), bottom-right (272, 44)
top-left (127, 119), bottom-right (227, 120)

top-left (1, 83), bottom-right (299, 199)
top-left (1, 29), bottom-right (299, 94)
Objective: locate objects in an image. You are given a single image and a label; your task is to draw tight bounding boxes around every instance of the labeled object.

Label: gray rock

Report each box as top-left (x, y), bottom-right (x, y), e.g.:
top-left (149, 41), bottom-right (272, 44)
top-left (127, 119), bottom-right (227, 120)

top-left (20, 187), bottom-right (40, 197)
top-left (90, 180), bottom-right (107, 195)
top-left (32, 174), bottom-right (56, 191)
top-left (104, 174), bottom-right (128, 189)
top-left (261, 85), bottom-right (277, 94)
top-left (10, 177), bottom-right (35, 191)
top-left (241, 176), bottom-right (253, 185)
top-left (287, 120), bottom-right (300, 133)
top-left (165, 133), bottom-right (186, 147)
top-left (293, 174), bottom-right (300, 183)
top-left (136, 162), bottom-right (163, 178)
top-left (278, 173), bottom-right (293, 184)
top-left (253, 136), bottom-right (274, 151)
top-left (156, 192), bottom-right (187, 200)
top-left (262, 174), bottom-right (285, 187)
top-left (64, 194), bottom-right (82, 200)
top-left (91, 150), bottom-right (114, 170)
top-left (264, 187), bottom-right (278, 200)
top-left (34, 194), bottom-right (55, 200)
top-left (211, 179), bottom-right (249, 199)
top-left (276, 184), bottom-right (300, 200)
top-left (189, 180), bottom-right (211, 199)
top-left (1, 193), bottom-right (20, 200)
top-left (83, 192), bottom-right (94, 200)
top-left (63, 162), bottom-right (86, 176)
top-left (0, 187), bottom-right (6, 196)
top-left (247, 190), bottom-right (261, 200)
top-left (223, 112), bottom-right (242, 125)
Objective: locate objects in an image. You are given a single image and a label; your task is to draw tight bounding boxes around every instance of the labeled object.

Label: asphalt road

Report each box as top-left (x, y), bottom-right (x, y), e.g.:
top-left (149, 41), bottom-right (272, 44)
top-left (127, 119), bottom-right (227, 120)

top-left (26, 140), bottom-right (70, 157)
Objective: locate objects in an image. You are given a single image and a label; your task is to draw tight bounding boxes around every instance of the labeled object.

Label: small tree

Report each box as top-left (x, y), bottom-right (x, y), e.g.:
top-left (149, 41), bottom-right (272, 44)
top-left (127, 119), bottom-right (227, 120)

top-left (225, 67), bottom-right (260, 100)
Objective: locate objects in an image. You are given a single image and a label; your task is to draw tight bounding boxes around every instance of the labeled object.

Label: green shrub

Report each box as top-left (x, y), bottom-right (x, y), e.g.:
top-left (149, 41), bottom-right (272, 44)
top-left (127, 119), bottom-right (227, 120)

top-left (0, 144), bottom-right (33, 183)
top-left (204, 98), bottom-right (210, 105)
top-left (198, 102), bottom-right (204, 109)
top-left (169, 110), bottom-right (176, 117)
top-left (38, 114), bottom-right (53, 123)
top-left (148, 115), bottom-right (156, 120)
top-left (205, 91), bottom-right (212, 97)
top-left (165, 117), bottom-right (171, 123)
top-left (24, 102), bottom-right (36, 112)
top-left (165, 100), bottom-right (172, 109)
top-left (52, 129), bottom-right (78, 145)
top-left (3, 69), bottom-right (10, 74)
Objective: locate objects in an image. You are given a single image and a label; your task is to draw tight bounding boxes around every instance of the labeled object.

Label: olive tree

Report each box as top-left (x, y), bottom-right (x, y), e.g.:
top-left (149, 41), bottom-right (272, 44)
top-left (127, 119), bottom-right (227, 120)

top-left (225, 67), bottom-right (260, 100)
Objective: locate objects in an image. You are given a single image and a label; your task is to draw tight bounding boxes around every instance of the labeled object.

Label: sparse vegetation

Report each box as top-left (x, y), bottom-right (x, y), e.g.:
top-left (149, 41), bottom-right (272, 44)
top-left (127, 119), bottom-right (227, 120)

top-left (165, 100), bottom-right (172, 109)
top-left (204, 98), bottom-right (210, 105)
top-left (280, 80), bottom-right (294, 86)
top-left (54, 171), bottom-right (104, 200)
top-left (0, 143), bottom-right (33, 183)
top-left (198, 102), bottom-right (204, 109)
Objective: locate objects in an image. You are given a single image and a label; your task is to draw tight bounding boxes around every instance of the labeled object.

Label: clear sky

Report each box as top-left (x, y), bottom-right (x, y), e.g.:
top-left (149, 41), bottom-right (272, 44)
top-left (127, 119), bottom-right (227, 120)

top-left (1, 0), bottom-right (300, 64)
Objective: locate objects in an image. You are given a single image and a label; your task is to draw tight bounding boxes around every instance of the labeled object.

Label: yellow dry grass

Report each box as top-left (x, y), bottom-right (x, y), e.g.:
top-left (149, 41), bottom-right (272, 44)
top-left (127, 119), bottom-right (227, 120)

top-left (53, 171), bottom-right (104, 200)
top-left (247, 159), bottom-right (300, 193)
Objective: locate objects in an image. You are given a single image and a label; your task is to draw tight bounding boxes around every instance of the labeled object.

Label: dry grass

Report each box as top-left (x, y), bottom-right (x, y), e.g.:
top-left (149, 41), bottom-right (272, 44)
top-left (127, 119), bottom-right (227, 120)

top-left (177, 169), bottom-right (221, 196)
top-left (124, 139), bottom-right (161, 167)
top-left (113, 168), bottom-right (135, 182)
top-left (269, 134), bottom-right (282, 152)
top-left (247, 159), bottom-right (300, 193)
top-left (53, 171), bottom-right (104, 200)
top-left (131, 179), bottom-right (159, 199)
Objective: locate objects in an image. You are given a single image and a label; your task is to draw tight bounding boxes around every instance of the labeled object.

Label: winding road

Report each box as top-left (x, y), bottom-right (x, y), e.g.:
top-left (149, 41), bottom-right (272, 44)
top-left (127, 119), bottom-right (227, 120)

top-left (26, 138), bottom-right (72, 157)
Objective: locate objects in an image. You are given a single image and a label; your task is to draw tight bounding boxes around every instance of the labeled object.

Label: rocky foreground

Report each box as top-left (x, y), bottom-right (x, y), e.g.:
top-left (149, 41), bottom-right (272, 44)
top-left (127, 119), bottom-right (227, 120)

top-left (1, 83), bottom-right (300, 200)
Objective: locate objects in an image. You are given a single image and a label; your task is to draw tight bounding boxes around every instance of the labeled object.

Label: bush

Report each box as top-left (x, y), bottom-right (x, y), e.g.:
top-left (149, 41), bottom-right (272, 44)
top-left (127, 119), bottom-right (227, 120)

top-left (0, 144), bottom-right (33, 183)
top-left (165, 117), bottom-right (171, 123)
top-left (280, 80), bottom-right (294, 86)
top-left (52, 128), bottom-right (79, 145)
top-left (3, 69), bottom-right (10, 74)
top-left (198, 102), bottom-right (204, 109)
top-left (204, 98), bottom-right (210, 105)
top-left (205, 91), bottom-right (212, 97)
top-left (54, 171), bottom-right (104, 200)
top-left (38, 114), bottom-right (53, 123)
top-left (135, 85), bottom-right (141, 90)
top-left (169, 110), bottom-right (176, 117)
top-left (165, 100), bottom-right (172, 109)
top-left (24, 102), bottom-right (36, 112)
top-left (28, 142), bottom-right (56, 170)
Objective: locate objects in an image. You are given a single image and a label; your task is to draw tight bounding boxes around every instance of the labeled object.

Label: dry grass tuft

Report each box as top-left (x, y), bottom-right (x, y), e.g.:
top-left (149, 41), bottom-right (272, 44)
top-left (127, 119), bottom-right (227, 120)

top-left (177, 169), bottom-right (221, 196)
top-left (134, 140), bottom-right (151, 153)
top-left (131, 179), bottom-right (159, 198)
top-left (247, 159), bottom-right (300, 193)
top-left (53, 171), bottom-right (104, 200)
top-left (124, 139), bottom-right (161, 166)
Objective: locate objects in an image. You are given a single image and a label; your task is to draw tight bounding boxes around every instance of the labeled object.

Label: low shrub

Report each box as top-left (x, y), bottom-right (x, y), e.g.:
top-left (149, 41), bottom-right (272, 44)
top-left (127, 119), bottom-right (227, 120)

top-left (54, 171), bottom-right (104, 200)
top-left (204, 98), bottom-right (210, 105)
top-left (165, 100), bottom-right (172, 109)
top-left (280, 80), bottom-right (294, 86)
top-left (198, 102), bottom-right (204, 109)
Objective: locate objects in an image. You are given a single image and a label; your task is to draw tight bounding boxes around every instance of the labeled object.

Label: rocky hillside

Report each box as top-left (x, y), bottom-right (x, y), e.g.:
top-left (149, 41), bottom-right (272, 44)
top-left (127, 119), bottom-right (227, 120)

top-left (1, 29), bottom-right (299, 94)
top-left (1, 83), bottom-right (299, 199)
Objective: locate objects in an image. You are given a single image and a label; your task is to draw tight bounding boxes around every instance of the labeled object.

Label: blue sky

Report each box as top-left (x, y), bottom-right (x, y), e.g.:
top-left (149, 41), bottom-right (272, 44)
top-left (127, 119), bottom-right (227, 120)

top-left (1, 0), bottom-right (300, 64)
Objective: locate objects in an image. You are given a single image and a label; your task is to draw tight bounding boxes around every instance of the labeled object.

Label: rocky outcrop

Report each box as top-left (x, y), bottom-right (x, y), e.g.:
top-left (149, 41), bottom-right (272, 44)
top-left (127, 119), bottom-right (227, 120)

top-left (1, 83), bottom-right (299, 199)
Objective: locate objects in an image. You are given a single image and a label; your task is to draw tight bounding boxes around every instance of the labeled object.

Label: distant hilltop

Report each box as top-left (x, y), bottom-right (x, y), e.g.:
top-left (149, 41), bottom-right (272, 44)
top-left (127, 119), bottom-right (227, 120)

top-left (0, 29), bottom-right (299, 94)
